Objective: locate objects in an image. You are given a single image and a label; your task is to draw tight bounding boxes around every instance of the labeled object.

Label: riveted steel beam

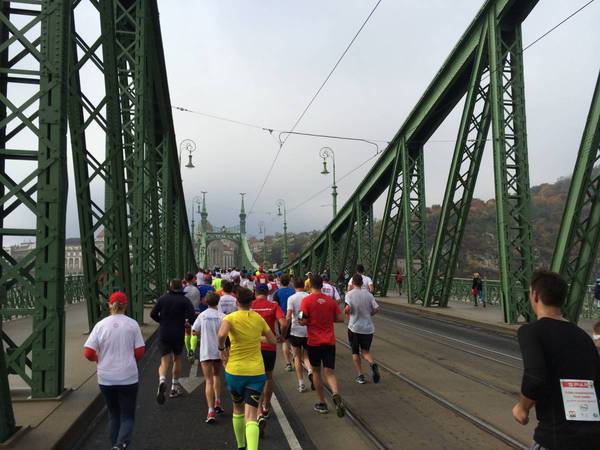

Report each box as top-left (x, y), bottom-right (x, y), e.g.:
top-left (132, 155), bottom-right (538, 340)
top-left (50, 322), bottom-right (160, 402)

top-left (488, 13), bottom-right (534, 323)
top-left (551, 71), bottom-right (600, 323)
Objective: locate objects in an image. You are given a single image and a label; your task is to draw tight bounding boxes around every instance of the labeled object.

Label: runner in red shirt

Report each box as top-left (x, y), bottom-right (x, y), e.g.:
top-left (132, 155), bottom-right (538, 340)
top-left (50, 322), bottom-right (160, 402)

top-left (255, 266), bottom-right (269, 286)
top-left (251, 283), bottom-right (287, 435)
top-left (299, 274), bottom-right (345, 417)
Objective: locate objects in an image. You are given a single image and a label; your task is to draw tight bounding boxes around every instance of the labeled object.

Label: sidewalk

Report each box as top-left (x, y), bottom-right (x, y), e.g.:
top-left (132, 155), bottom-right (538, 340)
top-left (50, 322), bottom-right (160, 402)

top-left (2, 302), bottom-right (157, 449)
top-left (378, 294), bottom-right (598, 337)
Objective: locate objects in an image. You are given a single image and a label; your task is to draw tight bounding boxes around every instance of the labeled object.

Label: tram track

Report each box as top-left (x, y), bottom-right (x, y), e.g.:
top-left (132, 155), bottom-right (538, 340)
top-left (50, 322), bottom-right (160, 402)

top-left (334, 338), bottom-right (529, 450)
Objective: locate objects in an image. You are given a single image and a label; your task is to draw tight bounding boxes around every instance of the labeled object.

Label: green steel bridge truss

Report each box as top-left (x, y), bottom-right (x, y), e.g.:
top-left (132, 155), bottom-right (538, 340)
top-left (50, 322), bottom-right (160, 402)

top-left (283, 0), bottom-right (600, 326)
top-left (0, 0), bottom-right (599, 442)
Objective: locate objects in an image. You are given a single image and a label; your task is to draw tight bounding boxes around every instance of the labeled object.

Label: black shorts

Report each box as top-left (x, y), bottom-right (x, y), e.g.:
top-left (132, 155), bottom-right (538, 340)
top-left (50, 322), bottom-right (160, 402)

top-left (288, 335), bottom-right (307, 349)
top-left (261, 350), bottom-right (276, 372)
top-left (347, 330), bottom-right (373, 354)
top-left (307, 345), bottom-right (336, 369)
top-left (158, 339), bottom-right (184, 356)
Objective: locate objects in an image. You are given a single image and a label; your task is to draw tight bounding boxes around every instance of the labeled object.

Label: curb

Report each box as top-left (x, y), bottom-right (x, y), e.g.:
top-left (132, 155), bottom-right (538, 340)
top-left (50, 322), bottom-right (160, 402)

top-left (377, 299), bottom-right (519, 338)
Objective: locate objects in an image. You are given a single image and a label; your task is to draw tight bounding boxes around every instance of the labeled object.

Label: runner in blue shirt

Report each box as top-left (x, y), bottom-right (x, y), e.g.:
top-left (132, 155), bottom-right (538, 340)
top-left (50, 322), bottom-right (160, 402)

top-left (273, 274), bottom-right (296, 372)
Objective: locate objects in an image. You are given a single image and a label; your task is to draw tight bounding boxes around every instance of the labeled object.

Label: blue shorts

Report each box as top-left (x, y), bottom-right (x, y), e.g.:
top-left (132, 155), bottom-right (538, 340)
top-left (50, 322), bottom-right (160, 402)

top-left (224, 372), bottom-right (266, 407)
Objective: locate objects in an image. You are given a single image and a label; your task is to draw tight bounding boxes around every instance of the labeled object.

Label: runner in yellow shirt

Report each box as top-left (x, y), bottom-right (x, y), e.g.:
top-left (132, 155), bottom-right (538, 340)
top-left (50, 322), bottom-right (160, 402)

top-left (218, 287), bottom-right (276, 450)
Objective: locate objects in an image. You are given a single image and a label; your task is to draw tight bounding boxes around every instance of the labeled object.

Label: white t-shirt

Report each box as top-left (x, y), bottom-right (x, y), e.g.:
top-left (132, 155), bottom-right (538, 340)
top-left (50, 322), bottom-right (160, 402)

top-left (348, 274), bottom-right (373, 292)
top-left (183, 284), bottom-right (201, 309)
top-left (218, 294), bottom-right (237, 315)
top-left (345, 289), bottom-right (379, 335)
top-left (286, 291), bottom-right (309, 338)
top-left (322, 282), bottom-right (341, 301)
top-left (230, 270), bottom-right (240, 280)
top-left (192, 308), bottom-right (225, 362)
top-left (242, 279), bottom-right (255, 291)
top-left (84, 314), bottom-right (144, 386)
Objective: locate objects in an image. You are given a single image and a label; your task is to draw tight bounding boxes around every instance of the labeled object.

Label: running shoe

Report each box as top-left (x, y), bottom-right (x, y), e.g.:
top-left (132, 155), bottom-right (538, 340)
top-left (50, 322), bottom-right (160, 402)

top-left (313, 402), bottom-right (329, 414)
top-left (169, 382), bottom-right (183, 398)
top-left (332, 393), bottom-right (345, 418)
top-left (214, 400), bottom-right (224, 414)
top-left (371, 363), bottom-right (381, 384)
top-left (258, 416), bottom-right (267, 438)
top-left (308, 372), bottom-right (315, 391)
top-left (205, 411), bottom-right (216, 424)
top-left (156, 381), bottom-right (166, 405)
top-left (355, 374), bottom-right (366, 384)
top-left (285, 363), bottom-right (293, 372)
top-left (297, 384), bottom-right (307, 393)
top-left (259, 407), bottom-right (270, 419)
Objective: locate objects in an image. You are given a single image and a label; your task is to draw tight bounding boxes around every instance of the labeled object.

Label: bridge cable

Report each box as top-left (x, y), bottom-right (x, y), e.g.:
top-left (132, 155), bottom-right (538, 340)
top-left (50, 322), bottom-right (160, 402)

top-left (247, 0), bottom-right (383, 215)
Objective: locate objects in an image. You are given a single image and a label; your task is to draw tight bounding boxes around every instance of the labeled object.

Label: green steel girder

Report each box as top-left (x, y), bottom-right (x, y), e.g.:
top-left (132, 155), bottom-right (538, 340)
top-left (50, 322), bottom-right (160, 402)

top-left (488, 13), bottom-right (534, 323)
top-left (402, 145), bottom-right (428, 304)
top-left (280, 0), bottom-right (539, 287)
top-left (372, 142), bottom-right (404, 296)
top-left (356, 201), bottom-right (374, 274)
top-left (551, 71), bottom-right (600, 323)
top-left (68, 0), bottom-right (133, 330)
top-left (0, 0), bottom-right (71, 404)
top-left (424, 24), bottom-right (491, 308)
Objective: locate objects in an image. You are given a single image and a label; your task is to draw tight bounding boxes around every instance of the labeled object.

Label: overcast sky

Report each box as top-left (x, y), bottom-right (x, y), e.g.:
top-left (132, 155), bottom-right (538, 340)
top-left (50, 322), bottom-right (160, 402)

top-left (156, 0), bottom-right (600, 238)
top-left (52, 0), bottom-right (600, 242)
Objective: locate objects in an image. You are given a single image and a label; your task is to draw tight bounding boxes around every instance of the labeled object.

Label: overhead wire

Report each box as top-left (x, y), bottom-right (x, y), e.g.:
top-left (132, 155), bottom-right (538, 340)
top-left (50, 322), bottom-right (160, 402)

top-left (246, 0), bottom-right (383, 215)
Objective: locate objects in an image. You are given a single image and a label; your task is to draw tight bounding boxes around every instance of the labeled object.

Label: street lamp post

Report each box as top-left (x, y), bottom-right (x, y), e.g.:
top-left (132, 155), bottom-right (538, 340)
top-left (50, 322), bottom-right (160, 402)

top-left (319, 146), bottom-right (337, 218)
top-left (259, 221), bottom-right (267, 267)
top-left (276, 199), bottom-right (288, 265)
top-left (179, 139), bottom-right (196, 169)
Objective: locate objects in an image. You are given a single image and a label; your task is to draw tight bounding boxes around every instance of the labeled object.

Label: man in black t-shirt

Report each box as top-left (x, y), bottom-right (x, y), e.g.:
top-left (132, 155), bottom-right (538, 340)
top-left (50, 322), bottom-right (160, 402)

top-left (150, 279), bottom-right (196, 404)
top-left (514, 270), bottom-right (600, 450)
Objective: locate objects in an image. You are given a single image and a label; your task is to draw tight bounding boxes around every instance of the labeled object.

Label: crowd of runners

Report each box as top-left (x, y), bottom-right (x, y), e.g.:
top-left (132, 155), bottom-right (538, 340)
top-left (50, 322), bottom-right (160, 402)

top-left (148, 264), bottom-right (380, 450)
top-left (83, 264), bottom-right (600, 450)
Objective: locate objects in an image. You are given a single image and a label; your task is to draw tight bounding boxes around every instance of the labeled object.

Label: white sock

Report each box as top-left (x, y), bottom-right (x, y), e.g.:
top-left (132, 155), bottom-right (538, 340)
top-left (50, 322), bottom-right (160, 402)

top-left (298, 380), bottom-right (305, 387)
top-left (159, 376), bottom-right (166, 383)
top-left (172, 378), bottom-right (179, 386)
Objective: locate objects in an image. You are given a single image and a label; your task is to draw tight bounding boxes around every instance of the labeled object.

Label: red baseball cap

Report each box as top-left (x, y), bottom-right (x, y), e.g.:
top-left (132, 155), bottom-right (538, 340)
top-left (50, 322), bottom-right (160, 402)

top-left (109, 291), bottom-right (128, 305)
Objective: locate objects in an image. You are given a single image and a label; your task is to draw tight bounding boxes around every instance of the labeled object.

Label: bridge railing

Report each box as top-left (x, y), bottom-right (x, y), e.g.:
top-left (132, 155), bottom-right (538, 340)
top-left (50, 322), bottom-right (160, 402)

top-left (1, 275), bottom-right (86, 321)
top-left (386, 275), bottom-right (599, 319)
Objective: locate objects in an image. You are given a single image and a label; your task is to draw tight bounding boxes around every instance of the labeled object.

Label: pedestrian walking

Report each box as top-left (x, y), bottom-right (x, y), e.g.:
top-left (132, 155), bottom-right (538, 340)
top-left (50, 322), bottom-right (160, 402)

top-left (513, 270), bottom-right (600, 449)
top-left (286, 277), bottom-right (313, 392)
top-left (151, 279), bottom-right (196, 404)
top-left (395, 270), bottom-right (403, 295)
top-left (300, 274), bottom-right (345, 417)
top-left (471, 273), bottom-right (484, 307)
top-left (345, 274), bottom-right (381, 384)
top-left (83, 292), bottom-right (145, 450)
top-left (347, 264), bottom-right (374, 293)
top-left (218, 287), bottom-right (277, 450)
top-left (191, 291), bottom-right (225, 423)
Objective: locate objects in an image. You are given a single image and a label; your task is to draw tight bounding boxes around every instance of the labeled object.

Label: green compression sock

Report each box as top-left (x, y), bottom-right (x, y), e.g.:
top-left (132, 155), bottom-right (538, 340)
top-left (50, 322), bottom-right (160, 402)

top-left (232, 413), bottom-right (246, 448)
top-left (245, 421), bottom-right (259, 450)
top-left (184, 335), bottom-right (191, 352)
top-left (190, 335), bottom-right (198, 352)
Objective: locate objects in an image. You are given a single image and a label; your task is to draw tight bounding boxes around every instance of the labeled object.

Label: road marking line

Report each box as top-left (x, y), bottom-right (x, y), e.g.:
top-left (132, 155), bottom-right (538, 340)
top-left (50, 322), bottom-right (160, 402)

top-left (271, 393), bottom-right (302, 450)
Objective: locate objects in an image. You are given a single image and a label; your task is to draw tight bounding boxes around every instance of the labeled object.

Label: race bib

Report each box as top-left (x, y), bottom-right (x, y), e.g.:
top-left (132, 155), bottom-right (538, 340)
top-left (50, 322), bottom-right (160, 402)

top-left (560, 379), bottom-right (600, 421)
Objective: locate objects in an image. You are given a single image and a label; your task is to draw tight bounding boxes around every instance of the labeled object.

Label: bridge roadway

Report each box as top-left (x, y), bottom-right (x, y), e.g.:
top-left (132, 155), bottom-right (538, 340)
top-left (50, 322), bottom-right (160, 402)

top-left (70, 297), bottom-right (548, 450)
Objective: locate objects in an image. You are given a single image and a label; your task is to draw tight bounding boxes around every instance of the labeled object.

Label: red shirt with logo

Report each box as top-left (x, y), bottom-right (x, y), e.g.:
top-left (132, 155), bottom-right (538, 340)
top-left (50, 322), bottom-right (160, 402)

top-left (256, 273), bottom-right (269, 285)
top-left (300, 293), bottom-right (341, 346)
top-left (251, 297), bottom-right (283, 352)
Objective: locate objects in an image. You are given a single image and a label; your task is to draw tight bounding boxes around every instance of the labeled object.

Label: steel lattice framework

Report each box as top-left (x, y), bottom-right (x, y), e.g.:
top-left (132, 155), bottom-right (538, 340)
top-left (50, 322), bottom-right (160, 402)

top-left (0, 0), bottom-right (195, 440)
top-left (283, 0), bottom-right (599, 326)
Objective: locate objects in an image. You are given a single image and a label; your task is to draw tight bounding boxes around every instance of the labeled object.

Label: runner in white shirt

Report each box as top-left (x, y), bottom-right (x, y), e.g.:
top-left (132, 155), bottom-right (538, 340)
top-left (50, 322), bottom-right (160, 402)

top-left (345, 274), bottom-right (381, 384)
top-left (286, 278), bottom-right (314, 392)
top-left (83, 292), bottom-right (145, 449)
top-left (191, 292), bottom-right (226, 423)
top-left (347, 264), bottom-right (374, 293)
top-left (321, 273), bottom-right (341, 303)
top-left (218, 280), bottom-right (237, 315)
